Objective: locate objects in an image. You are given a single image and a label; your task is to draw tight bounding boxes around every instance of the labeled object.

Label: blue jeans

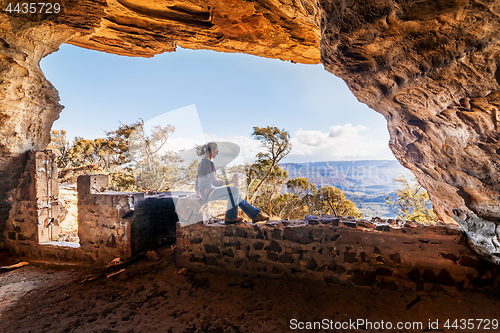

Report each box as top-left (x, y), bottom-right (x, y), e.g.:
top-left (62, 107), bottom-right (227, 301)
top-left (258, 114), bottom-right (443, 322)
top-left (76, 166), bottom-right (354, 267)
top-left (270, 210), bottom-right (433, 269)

top-left (207, 186), bottom-right (260, 219)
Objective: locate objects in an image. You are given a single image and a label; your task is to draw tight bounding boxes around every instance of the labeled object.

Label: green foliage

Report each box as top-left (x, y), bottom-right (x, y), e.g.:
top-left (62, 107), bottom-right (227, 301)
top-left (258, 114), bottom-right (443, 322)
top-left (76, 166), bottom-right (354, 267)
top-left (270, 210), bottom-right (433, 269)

top-left (108, 171), bottom-right (140, 192)
top-left (273, 177), bottom-right (316, 220)
top-left (50, 119), bottom-right (195, 192)
top-left (126, 120), bottom-right (176, 191)
top-left (385, 176), bottom-right (439, 224)
top-left (287, 177), bottom-right (317, 197)
top-left (68, 137), bottom-right (120, 169)
top-left (47, 130), bottom-right (70, 169)
top-left (58, 164), bottom-right (104, 184)
top-left (308, 186), bottom-right (363, 218)
top-left (247, 126), bottom-right (292, 205)
top-left (272, 193), bottom-right (309, 220)
top-left (250, 161), bottom-right (289, 216)
top-left (252, 126), bottom-right (292, 164)
top-left (104, 121), bottom-right (142, 166)
top-left (243, 126), bottom-right (361, 220)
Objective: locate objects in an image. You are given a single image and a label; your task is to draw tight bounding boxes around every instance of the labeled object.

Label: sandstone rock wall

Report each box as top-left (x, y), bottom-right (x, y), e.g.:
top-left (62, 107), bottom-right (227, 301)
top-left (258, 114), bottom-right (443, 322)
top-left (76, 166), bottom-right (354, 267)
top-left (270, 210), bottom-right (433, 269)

top-left (66, 0), bottom-right (321, 63)
top-left (319, 0), bottom-right (500, 262)
top-left (177, 218), bottom-right (500, 292)
top-left (0, 25), bottom-right (73, 242)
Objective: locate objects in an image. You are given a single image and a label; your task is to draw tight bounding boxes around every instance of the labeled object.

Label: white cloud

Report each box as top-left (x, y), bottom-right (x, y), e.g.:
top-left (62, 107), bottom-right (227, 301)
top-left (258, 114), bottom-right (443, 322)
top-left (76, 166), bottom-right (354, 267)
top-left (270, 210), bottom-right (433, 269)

top-left (295, 130), bottom-right (328, 147)
top-left (328, 123), bottom-right (367, 138)
top-left (288, 124), bottom-right (394, 162)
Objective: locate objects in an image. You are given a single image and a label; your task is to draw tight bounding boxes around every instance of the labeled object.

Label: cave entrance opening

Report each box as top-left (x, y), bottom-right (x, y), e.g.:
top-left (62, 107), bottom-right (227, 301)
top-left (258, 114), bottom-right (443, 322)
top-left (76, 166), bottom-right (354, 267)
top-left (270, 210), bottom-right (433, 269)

top-left (36, 154), bottom-right (80, 248)
top-left (39, 43), bottom-right (404, 244)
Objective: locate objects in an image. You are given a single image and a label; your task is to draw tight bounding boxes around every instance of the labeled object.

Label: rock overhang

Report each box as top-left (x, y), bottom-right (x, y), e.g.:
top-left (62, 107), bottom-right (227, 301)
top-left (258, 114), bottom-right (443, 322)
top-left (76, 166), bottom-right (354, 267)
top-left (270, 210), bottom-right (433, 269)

top-left (1, 0), bottom-right (500, 263)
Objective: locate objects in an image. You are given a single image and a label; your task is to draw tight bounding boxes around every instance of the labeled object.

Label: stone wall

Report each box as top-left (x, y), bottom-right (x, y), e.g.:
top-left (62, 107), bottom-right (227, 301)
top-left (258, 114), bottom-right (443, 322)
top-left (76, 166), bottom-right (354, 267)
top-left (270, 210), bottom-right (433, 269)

top-left (3, 151), bottom-right (62, 254)
top-left (77, 175), bottom-right (145, 264)
top-left (177, 217), bottom-right (500, 292)
top-left (2, 159), bottom-right (181, 265)
top-left (2, 151), bottom-right (156, 265)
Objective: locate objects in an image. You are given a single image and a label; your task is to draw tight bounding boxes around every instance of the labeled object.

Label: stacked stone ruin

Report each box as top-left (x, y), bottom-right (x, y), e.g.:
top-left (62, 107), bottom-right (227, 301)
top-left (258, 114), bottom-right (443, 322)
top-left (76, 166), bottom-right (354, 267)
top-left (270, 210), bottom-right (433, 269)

top-left (176, 216), bottom-right (500, 292)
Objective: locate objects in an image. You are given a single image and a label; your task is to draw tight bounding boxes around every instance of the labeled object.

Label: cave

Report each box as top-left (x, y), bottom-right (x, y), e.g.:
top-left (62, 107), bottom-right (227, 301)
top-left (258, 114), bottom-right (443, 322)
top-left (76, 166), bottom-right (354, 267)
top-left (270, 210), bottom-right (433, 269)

top-left (2, 0), bottom-right (500, 263)
top-left (2, 0), bottom-right (500, 330)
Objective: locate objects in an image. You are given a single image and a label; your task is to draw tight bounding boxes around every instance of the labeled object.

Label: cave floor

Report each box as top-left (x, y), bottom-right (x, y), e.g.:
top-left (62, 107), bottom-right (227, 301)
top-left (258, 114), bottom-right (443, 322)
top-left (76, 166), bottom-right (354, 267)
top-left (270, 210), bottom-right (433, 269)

top-left (0, 248), bottom-right (498, 333)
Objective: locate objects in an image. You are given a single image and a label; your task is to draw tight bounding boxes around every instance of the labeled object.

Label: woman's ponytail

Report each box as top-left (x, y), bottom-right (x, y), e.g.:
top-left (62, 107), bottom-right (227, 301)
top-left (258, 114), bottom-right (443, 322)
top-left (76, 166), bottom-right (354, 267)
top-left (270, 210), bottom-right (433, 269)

top-left (196, 142), bottom-right (217, 157)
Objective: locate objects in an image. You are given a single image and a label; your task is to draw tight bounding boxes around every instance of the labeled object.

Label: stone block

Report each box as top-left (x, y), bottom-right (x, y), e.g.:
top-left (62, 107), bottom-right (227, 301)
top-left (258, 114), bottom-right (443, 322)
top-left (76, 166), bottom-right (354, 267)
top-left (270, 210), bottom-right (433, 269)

top-left (272, 229), bottom-right (282, 239)
top-left (351, 270), bottom-right (377, 286)
top-left (344, 252), bottom-right (358, 263)
top-left (77, 174), bottom-right (109, 200)
top-left (271, 266), bottom-right (282, 274)
top-left (254, 242), bottom-right (264, 250)
top-left (376, 225), bottom-right (390, 231)
top-left (251, 225), bottom-right (264, 239)
top-left (459, 256), bottom-right (480, 269)
top-left (298, 234), bottom-right (313, 244)
top-left (224, 248), bottom-right (235, 257)
top-left (235, 259), bottom-right (244, 269)
top-left (376, 280), bottom-right (398, 290)
top-left (440, 252), bottom-right (459, 261)
top-left (224, 228), bottom-right (234, 237)
top-left (306, 258), bottom-right (317, 270)
top-left (234, 228), bottom-right (247, 238)
top-left (436, 269), bottom-right (455, 285)
top-left (205, 256), bottom-right (218, 266)
top-left (324, 276), bottom-right (342, 284)
top-left (283, 227), bottom-right (299, 242)
top-left (205, 244), bottom-right (221, 254)
top-left (422, 269), bottom-right (435, 282)
top-left (376, 267), bottom-right (393, 276)
top-left (267, 252), bottom-right (278, 261)
top-left (305, 215), bottom-right (319, 225)
top-left (390, 253), bottom-right (402, 264)
top-left (248, 254), bottom-right (260, 262)
top-left (343, 221), bottom-right (357, 228)
top-left (105, 234), bottom-right (117, 248)
top-left (267, 240), bottom-right (282, 253)
top-left (408, 268), bottom-right (420, 280)
top-left (279, 254), bottom-right (294, 264)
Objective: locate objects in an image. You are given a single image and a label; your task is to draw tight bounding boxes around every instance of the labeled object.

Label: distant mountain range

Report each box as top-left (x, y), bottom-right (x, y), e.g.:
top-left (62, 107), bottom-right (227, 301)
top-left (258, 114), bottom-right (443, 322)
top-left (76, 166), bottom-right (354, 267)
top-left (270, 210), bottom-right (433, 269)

top-left (280, 160), bottom-right (413, 218)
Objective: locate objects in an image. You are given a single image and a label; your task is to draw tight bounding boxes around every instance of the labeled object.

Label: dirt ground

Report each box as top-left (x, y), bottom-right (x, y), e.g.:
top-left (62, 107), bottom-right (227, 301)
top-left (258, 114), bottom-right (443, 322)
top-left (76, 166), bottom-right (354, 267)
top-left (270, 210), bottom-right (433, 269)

top-left (0, 247), bottom-right (499, 333)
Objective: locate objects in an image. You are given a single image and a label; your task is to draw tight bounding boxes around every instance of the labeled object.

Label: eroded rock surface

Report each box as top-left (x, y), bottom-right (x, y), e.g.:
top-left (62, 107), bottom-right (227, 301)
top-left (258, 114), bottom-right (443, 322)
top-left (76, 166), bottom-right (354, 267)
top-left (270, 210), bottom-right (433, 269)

top-left (1, 0), bottom-right (500, 262)
top-left (66, 0), bottom-right (321, 63)
top-left (320, 0), bottom-right (500, 262)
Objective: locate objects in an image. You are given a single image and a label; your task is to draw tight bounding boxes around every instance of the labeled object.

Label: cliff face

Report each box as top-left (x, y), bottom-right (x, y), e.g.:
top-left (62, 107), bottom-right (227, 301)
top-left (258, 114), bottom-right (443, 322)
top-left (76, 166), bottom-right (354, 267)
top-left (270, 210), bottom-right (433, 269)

top-left (1, 0), bottom-right (500, 262)
top-left (320, 0), bottom-right (500, 262)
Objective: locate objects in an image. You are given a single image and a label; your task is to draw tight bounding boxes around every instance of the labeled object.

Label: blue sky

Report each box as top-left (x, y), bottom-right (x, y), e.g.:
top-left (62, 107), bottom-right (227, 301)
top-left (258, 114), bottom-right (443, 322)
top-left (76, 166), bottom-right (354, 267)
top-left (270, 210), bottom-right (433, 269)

top-left (41, 44), bottom-right (395, 163)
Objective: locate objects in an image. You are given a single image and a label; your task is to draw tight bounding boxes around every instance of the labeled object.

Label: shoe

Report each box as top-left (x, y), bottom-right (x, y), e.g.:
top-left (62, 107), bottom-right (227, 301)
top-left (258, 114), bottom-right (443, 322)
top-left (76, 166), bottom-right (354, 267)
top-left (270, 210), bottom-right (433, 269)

top-left (225, 217), bottom-right (243, 224)
top-left (252, 213), bottom-right (270, 223)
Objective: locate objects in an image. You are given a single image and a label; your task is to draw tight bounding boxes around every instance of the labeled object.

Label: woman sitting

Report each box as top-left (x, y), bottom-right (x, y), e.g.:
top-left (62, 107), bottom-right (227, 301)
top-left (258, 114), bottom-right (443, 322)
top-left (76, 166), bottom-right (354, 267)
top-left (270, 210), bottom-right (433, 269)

top-left (195, 142), bottom-right (269, 224)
